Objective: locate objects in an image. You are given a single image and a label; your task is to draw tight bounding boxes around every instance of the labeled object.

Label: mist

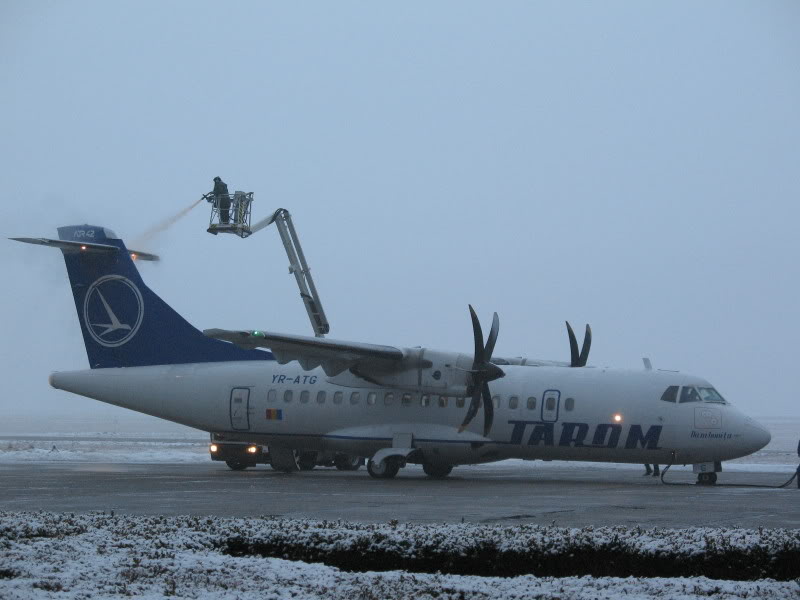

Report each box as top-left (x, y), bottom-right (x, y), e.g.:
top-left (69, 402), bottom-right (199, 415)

top-left (1, 1), bottom-right (798, 433)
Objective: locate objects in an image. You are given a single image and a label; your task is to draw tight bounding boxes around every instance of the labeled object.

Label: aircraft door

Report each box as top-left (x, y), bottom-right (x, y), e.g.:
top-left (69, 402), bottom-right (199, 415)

top-left (230, 388), bottom-right (250, 431)
top-left (541, 390), bottom-right (560, 422)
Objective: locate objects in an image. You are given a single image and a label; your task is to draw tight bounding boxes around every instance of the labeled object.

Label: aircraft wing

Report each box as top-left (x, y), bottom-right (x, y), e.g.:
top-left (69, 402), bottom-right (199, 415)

top-left (203, 328), bottom-right (405, 376)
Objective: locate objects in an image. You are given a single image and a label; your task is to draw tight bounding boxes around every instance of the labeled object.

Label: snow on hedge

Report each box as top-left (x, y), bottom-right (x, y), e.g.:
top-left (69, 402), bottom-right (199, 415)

top-left (1, 512), bottom-right (799, 599)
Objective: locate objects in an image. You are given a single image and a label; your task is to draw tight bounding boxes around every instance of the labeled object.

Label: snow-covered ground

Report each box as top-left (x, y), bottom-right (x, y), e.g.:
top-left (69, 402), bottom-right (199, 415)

top-left (1, 513), bottom-right (798, 599)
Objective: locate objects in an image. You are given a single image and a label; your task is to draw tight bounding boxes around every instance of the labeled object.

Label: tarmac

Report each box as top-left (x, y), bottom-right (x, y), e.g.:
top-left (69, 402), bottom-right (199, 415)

top-left (1, 461), bottom-right (798, 528)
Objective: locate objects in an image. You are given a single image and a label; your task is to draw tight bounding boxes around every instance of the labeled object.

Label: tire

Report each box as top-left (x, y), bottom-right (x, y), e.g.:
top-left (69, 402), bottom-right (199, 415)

top-left (367, 457), bottom-right (401, 479)
top-left (225, 460), bottom-right (248, 471)
top-left (334, 455), bottom-right (364, 471)
top-left (422, 463), bottom-right (453, 479)
top-left (697, 472), bottom-right (718, 485)
top-left (297, 452), bottom-right (317, 471)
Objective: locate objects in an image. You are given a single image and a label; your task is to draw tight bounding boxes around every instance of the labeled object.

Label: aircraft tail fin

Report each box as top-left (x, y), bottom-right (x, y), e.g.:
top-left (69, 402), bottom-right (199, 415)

top-left (15, 225), bottom-right (271, 369)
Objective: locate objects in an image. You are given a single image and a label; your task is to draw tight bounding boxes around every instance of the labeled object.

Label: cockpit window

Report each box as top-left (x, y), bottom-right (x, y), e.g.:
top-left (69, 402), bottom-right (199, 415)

top-left (679, 386), bottom-right (702, 403)
top-left (660, 386), bottom-right (678, 403)
top-left (697, 387), bottom-right (727, 404)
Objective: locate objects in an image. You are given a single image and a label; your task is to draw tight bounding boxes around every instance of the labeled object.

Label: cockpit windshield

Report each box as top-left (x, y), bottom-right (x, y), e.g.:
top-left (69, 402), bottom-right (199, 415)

top-left (678, 386), bottom-right (727, 404)
top-left (697, 387), bottom-right (727, 404)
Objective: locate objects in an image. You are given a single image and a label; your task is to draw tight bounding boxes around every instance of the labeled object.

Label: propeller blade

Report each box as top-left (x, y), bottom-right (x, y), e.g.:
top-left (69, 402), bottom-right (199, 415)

top-left (566, 321), bottom-right (592, 367)
top-left (484, 312), bottom-right (500, 361)
top-left (481, 382), bottom-right (494, 437)
top-left (458, 385), bottom-right (483, 433)
top-left (566, 321), bottom-right (580, 367)
top-left (578, 324), bottom-right (592, 367)
top-left (468, 305), bottom-right (485, 365)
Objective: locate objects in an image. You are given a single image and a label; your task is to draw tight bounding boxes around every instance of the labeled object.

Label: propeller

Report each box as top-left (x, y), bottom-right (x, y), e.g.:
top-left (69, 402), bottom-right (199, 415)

top-left (458, 305), bottom-right (505, 437)
top-left (566, 321), bottom-right (592, 367)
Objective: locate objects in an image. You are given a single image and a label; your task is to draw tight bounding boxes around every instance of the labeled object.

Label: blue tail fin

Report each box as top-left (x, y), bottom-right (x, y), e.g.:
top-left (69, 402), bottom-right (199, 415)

top-left (57, 225), bottom-right (272, 368)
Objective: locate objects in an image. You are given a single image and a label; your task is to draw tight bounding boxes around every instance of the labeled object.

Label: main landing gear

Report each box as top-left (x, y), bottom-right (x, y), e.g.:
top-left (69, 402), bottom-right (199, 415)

top-left (367, 457), bottom-right (401, 479)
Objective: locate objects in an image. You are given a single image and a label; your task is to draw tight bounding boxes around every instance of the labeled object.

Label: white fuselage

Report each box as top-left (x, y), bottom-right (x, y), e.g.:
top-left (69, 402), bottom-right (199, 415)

top-left (50, 358), bottom-right (771, 467)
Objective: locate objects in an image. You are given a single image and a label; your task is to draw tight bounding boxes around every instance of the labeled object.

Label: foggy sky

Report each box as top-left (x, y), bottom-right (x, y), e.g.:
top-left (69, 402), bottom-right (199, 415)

top-left (1, 1), bottom-right (798, 428)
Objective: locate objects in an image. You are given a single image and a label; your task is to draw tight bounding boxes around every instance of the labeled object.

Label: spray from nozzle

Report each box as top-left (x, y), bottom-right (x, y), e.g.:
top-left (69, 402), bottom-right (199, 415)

top-left (131, 197), bottom-right (205, 249)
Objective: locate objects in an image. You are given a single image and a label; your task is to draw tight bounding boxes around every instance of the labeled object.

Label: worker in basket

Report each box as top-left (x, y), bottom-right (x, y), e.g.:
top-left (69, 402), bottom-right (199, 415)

top-left (205, 176), bottom-right (230, 224)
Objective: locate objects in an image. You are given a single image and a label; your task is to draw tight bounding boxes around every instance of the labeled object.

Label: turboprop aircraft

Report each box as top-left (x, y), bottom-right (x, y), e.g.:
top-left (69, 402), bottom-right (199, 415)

top-left (13, 225), bottom-right (772, 484)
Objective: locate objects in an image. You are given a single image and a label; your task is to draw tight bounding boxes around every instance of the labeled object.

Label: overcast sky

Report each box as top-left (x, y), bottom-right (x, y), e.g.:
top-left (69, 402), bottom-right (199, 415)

top-left (1, 1), bottom-right (798, 430)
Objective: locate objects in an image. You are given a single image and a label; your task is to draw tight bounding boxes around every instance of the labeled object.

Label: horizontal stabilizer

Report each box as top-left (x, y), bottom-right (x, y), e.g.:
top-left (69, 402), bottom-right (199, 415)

top-left (10, 237), bottom-right (159, 261)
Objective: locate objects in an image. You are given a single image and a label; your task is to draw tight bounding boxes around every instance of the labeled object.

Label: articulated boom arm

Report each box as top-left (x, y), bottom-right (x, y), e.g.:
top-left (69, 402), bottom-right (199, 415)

top-left (250, 209), bottom-right (329, 337)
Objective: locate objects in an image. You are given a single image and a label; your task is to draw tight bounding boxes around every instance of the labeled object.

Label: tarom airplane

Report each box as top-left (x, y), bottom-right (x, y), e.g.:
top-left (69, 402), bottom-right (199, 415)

top-left (13, 225), bottom-right (772, 485)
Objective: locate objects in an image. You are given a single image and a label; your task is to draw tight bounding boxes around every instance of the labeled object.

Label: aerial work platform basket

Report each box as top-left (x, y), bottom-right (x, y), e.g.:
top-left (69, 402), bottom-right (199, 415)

top-left (206, 191), bottom-right (254, 238)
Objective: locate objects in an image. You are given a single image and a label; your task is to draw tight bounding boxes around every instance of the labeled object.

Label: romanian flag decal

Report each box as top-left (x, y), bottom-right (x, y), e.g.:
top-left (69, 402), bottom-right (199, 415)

top-left (265, 409), bottom-right (283, 421)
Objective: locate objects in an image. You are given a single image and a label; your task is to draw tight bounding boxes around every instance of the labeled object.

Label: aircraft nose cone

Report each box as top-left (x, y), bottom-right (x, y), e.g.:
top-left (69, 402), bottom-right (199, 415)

top-left (744, 421), bottom-right (771, 453)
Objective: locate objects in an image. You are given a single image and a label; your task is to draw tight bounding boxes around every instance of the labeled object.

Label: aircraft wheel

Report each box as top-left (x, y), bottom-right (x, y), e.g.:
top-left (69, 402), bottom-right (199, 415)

top-left (297, 452), bottom-right (317, 471)
top-left (422, 463), bottom-right (453, 479)
top-left (367, 457), bottom-right (401, 479)
top-left (334, 454), bottom-right (364, 471)
top-left (225, 460), bottom-right (248, 471)
top-left (697, 472), bottom-right (718, 485)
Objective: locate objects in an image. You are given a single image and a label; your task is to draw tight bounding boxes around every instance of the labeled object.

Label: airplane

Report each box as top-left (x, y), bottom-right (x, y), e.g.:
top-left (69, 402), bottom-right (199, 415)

top-left (12, 224), bottom-right (772, 485)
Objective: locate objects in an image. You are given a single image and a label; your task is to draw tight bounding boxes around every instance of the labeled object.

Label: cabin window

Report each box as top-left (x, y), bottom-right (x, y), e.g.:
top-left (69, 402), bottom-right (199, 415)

top-left (660, 386), bottom-right (678, 403)
top-left (492, 395), bottom-right (501, 409)
top-left (438, 396), bottom-right (448, 408)
top-left (401, 393), bottom-right (413, 407)
top-left (367, 392), bottom-right (377, 405)
top-left (300, 390), bottom-right (310, 404)
top-left (283, 390), bottom-right (293, 403)
top-left (267, 389), bottom-right (277, 404)
top-left (527, 397), bottom-right (537, 410)
top-left (546, 397), bottom-right (556, 411)
top-left (679, 386), bottom-right (701, 403)
top-left (456, 397), bottom-right (466, 408)
top-left (420, 395), bottom-right (430, 407)
top-left (384, 392), bottom-right (394, 405)
top-left (350, 392), bottom-right (360, 405)
top-left (316, 390), bottom-right (326, 404)
top-left (565, 397), bottom-right (575, 411)
top-left (333, 391), bottom-right (343, 405)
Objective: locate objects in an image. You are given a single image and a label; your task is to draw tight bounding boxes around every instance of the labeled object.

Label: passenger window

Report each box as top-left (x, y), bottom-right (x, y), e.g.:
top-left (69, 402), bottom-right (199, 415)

top-left (680, 386), bottom-right (701, 403)
top-left (492, 395), bottom-right (501, 409)
top-left (527, 397), bottom-right (537, 410)
top-left (333, 391), bottom-right (343, 405)
top-left (300, 390), bottom-right (310, 404)
top-left (316, 390), bottom-right (326, 404)
top-left (367, 392), bottom-right (377, 405)
top-left (660, 386), bottom-right (678, 403)
top-left (546, 397), bottom-right (556, 411)
top-left (267, 389), bottom-right (277, 404)
top-left (565, 397), bottom-right (575, 411)
top-left (420, 395), bottom-right (430, 407)
top-left (401, 393), bottom-right (413, 407)
top-left (384, 392), bottom-right (394, 405)
top-left (350, 392), bottom-right (360, 405)
top-left (283, 390), bottom-right (293, 403)
top-left (509, 396), bottom-right (519, 409)
top-left (438, 396), bottom-right (448, 408)
top-left (456, 397), bottom-right (465, 408)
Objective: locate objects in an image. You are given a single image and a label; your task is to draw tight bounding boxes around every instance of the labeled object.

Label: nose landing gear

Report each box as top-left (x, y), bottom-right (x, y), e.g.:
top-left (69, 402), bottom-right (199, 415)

top-left (697, 472), bottom-right (717, 485)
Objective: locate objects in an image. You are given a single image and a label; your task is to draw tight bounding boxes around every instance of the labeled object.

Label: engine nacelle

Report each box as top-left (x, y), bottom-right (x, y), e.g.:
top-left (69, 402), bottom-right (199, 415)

top-left (328, 348), bottom-right (475, 397)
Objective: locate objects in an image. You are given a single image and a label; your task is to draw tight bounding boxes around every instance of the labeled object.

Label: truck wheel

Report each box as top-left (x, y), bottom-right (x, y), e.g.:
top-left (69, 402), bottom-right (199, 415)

top-left (334, 455), bottom-right (364, 471)
top-left (226, 460), bottom-right (248, 471)
top-left (422, 463), bottom-right (453, 479)
top-left (297, 452), bottom-right (317, 471)
top-left (367, 457), bottom-right (401, 479)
